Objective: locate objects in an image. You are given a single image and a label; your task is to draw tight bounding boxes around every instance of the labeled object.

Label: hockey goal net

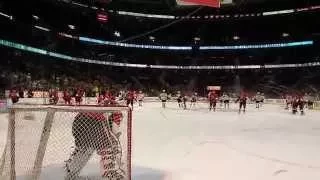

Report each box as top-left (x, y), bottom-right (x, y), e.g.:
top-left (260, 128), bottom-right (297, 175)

top-left (0, 105), bottom-right (132, 180)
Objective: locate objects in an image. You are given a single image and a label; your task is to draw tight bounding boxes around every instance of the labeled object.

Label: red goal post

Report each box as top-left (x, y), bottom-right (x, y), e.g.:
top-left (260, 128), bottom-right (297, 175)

top-left (0, 105), bottom-right (132, 180)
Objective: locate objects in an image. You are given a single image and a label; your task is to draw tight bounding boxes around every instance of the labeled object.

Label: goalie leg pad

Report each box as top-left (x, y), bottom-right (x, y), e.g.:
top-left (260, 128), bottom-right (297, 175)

top-left (65, 147), bottom-right (94, 180)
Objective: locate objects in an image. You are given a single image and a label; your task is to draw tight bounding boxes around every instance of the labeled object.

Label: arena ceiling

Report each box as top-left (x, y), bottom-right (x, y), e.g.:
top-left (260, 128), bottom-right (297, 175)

top-left (0, 0), bottom-right (319, 56)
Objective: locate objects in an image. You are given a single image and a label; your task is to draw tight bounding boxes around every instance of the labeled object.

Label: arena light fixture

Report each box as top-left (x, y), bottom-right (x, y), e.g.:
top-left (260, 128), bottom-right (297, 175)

top-left (194, 37), bottom-right (201, 41)
top-left (0, 11), bottom-right (13, 20)
top-left (233, 36), bottom-right (240, 40)
top-left (58, 32), bottom-right (76, 39)
top-left (117, 11), bottom-right (175, 19)
top-left (71, 1), bottom-right (88, 7)
top-left (68, 25), bottom-right (75, 30)
top-left (34, 25), bottom-right (50, 32)
top-left (149, 36), bottom-right (155, 42)
top-left (282, 33), bottom-right (290, 37)
top-left (114, 31), bottom-right (121, 37)
top-left (263, 9), bottom-right (294, 16)
top-left (32, 15), bottom-right (39, 20)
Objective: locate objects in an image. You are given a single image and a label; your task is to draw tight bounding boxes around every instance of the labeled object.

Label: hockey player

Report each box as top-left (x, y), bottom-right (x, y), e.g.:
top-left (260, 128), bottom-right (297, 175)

top-left (219, 94), bottom-right (224, 108)
top-left (190, 93), bottom-right (197, 109)
top-left (118, 90), bottom-right (125, 101)
top-left (18, 88), bottom-right (24, 98)
top-left (137, 91), bottom-right (144, 107)
top-left (97, 94), bottom-right (105, 105)
top-left (159, 90), bottom-right (168, 108)
top-left (63, 90), bottom-right (72, 105)
top-left (126, 90), bottom-right (135, 109)
top-left (177, 95), bottom-right (183, 108)
top-left (104, 91), bottom-right (115, 106)
top-left (9, 89), bottom-right (19, 104)
top-left (176, 91), bottom-right (182, 108)
top-left (182, 95), bottom-right (188, 110)
top-left (292, 95), bottom-right (305, 115)
top-left (208, 91), bottom-right (218, 111)
top-left (261, 93), bottom-right (265, 106)
top-left (65, 101), bottom-right (125, 180)
top-left (221, 93), bottom-right (230, 109)
top-left (133, 91), bottom-right (138, 101)
top-left (236, 92), bottom-right (247, 114)
top-left (254, 92), bottom-right (264, 109)
top-left (75, 89), bottom-right (84, 105)
top-left (49, 89), bottom-right (59, 105)
top-left (285, 94), bottom-right (292, 110)
top-left (27, 89), bottom-right (34, 98)
top-left (305, 93), bottom-right (314, 109)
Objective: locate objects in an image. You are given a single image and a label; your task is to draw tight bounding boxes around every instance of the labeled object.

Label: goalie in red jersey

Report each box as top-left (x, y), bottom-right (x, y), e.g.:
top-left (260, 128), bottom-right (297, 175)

top-left (208, 91), bottom-right (218, 111)
top-left (65, 100), bottom-right (125, 180)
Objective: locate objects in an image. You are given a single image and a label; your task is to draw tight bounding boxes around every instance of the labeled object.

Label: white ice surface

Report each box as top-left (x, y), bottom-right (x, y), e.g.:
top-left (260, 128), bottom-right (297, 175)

top-left (1, 102), bottom-right (320, 180)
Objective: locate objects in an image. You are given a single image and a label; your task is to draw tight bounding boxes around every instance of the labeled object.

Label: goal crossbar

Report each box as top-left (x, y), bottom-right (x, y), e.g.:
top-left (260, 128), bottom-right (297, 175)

top-left (8, 105), bottom-right (131, 112)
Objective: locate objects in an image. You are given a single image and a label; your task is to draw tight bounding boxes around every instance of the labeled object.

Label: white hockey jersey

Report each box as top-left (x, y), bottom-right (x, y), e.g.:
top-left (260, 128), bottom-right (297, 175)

top-left (221, 95), bottom-right (230, 101)
top-left (255, 94), bottom-right (264, 101)
top-left (137, 93), bottom-right (144, 101)
top-left (191, 95), bottom-right (197, 100)
top-left (159, 92), bottom-right (168, 101)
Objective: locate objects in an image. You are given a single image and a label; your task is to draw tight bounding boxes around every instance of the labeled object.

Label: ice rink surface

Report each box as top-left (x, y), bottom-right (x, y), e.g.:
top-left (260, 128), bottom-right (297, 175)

top-left (1, 102), bottom-right (320, 180)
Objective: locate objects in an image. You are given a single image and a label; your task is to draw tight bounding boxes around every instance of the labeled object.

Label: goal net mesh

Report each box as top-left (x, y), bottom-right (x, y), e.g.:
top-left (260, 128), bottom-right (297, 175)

top-left (0, 105), bottom-right (132, 180)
